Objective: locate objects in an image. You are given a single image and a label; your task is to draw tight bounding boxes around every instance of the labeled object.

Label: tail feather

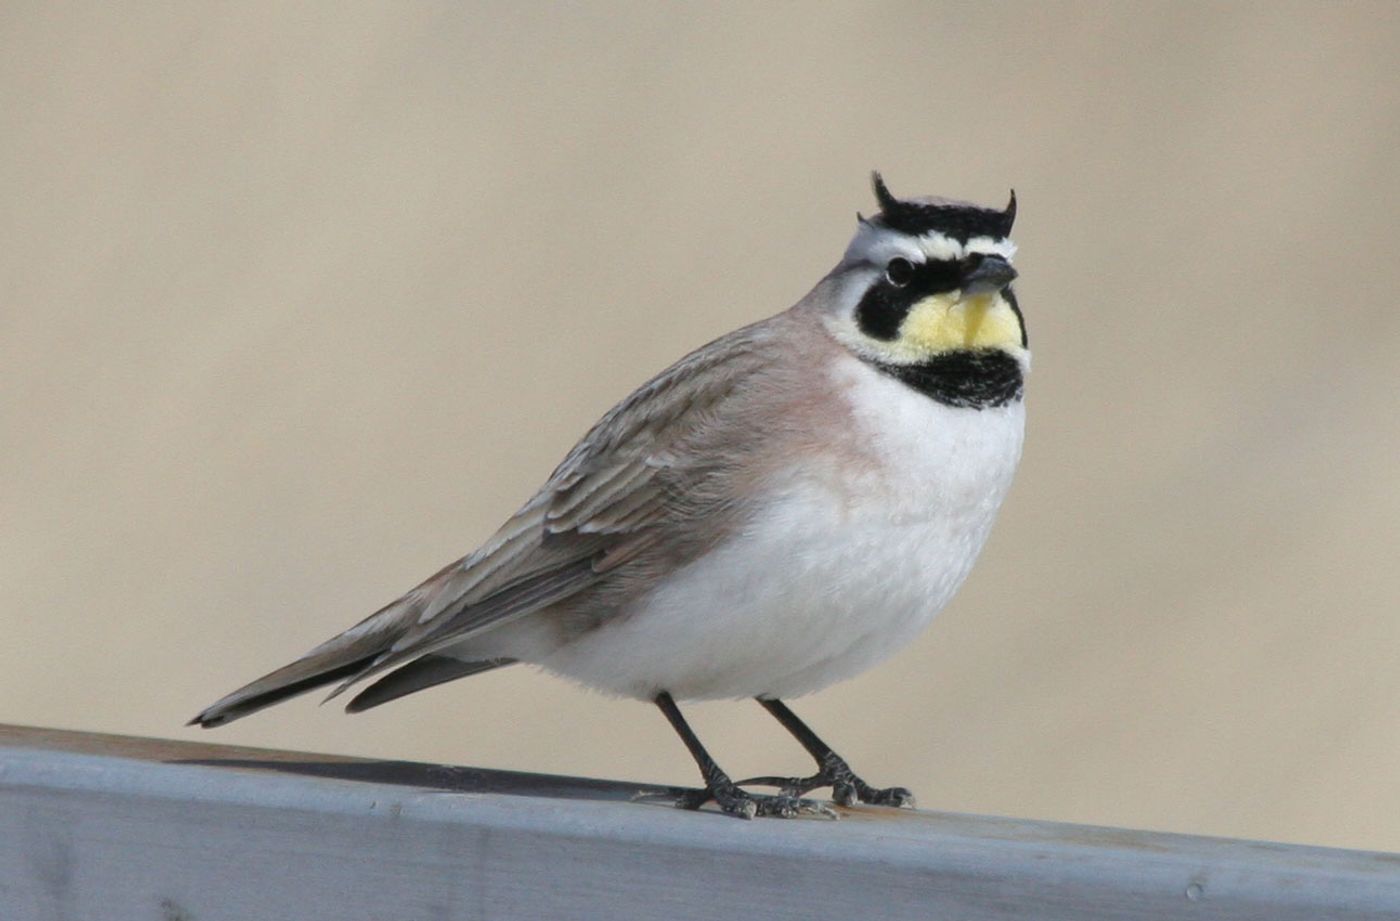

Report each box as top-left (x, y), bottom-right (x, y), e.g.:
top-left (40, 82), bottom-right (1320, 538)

top-left (188, 655), bottom-right (378, 728)
top-left (190, 522), bottom-right (594, 728)
top-left (345, 655), bottom-right (516, 713)
top-left (189, 594), bottom-right (418, 728)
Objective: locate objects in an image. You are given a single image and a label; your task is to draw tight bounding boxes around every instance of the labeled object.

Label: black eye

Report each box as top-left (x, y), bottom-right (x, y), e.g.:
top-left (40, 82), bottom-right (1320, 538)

top-left (885, 257), bottom-right (915, 287)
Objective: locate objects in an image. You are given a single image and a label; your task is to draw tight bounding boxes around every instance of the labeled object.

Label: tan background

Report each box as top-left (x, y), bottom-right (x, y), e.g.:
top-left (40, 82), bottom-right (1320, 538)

top-left (3, 3), bottom-right (1398, 852)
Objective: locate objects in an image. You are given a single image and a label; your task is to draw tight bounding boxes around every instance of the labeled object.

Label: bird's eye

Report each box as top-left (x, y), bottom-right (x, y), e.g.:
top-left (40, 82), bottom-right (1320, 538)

top-left (885, 257), bottom-right (915, 287)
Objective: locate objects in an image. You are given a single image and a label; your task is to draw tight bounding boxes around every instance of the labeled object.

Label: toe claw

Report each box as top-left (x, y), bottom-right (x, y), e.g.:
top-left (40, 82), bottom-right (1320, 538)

top-left (853, 783), bottom-right (916, 808)
top-left (760, 794), bottom-right (836, 820)
top-left (679, 781), bottom-right (838, 820)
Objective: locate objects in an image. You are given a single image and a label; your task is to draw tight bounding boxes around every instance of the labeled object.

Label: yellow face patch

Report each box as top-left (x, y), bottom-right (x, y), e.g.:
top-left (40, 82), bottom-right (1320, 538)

top-left (886, 293), bottom-right (1024, 362)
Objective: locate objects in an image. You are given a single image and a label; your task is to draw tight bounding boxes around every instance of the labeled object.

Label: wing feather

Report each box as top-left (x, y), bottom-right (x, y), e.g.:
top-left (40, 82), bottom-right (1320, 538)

top-left (545, 460), bottom-right (655, 532)
top-left (190, 319), bottom-right (786, 725)
top-left (334, 322), bottom-right (780, 681)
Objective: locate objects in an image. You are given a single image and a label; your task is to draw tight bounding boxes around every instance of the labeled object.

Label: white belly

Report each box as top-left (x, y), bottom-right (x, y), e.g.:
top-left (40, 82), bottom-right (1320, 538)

top-left (539, 355), bottom-right (1025, 700)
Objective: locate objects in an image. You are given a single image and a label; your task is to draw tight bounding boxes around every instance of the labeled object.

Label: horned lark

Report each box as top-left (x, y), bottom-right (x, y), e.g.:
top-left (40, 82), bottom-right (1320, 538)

top-left (192, 174), bottom-right (1027, 819)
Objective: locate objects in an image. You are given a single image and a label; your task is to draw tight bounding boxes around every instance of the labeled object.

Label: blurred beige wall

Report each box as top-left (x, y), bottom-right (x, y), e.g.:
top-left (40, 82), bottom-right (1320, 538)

top-left (3, 2), bottom-right (1398, 851)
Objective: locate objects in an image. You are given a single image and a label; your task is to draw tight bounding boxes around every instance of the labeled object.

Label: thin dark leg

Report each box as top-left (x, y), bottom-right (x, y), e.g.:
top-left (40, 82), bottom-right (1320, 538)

top-left (654, 692), bottom-right (833, 819)
top-left (741, 698), bottom-right (915, 808)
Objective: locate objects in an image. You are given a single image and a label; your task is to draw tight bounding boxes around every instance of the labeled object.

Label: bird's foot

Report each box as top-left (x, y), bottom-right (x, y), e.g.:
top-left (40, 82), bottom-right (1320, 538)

top-left (739, 753), bottom-right (915, 809)
top-left (834, 777), bottom-right (915, 808)
top-left (678, 774), bottom-right (836, 819)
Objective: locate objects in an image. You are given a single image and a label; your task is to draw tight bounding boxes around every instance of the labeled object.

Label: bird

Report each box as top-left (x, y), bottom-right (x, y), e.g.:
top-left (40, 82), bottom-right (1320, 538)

top-left (191, 173), bottom-right (1027, 819)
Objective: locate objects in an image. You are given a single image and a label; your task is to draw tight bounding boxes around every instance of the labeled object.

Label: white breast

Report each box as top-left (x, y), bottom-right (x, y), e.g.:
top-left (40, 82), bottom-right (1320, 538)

top-left (540, 353), bottom-right (1026, 701)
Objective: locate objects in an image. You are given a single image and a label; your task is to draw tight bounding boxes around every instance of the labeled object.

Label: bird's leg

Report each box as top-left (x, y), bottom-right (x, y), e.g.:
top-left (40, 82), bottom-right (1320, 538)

top-left (739, 698), bottom-right (916, 808)
top-left (654, 692), bottom-right (834, 819)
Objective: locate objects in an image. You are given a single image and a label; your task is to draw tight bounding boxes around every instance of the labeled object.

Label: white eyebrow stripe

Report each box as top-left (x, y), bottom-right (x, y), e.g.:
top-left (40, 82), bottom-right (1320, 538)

top-left (916, 233), bottom-right (1017, 263)
top-left (966, 236), bottom-right (1018, 260)
top-left (916, 231), bottom-right (964, 262)
top-left (841, 222), bottom-right (1016, 267)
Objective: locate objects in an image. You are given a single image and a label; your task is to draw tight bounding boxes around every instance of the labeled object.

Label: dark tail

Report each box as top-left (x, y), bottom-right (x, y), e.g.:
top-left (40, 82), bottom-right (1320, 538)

top-left (346, 656), bottom-right (516, 713)
top-left (189, 655), bottom-right (379, 728)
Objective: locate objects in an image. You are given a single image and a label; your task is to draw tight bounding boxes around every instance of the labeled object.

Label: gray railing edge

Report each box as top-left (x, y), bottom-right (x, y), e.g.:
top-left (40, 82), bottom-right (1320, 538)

top-left (1, 723), bottom-right (1397, 921)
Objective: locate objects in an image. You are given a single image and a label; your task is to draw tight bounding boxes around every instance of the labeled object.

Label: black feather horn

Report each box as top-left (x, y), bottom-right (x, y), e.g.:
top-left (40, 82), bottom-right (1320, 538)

top-left (868, 170), bottom-right (1019, 242)
top-left (1001, 189), bottom-right (1018, 236)
top-left (872, 171), bottom-right (899, 214)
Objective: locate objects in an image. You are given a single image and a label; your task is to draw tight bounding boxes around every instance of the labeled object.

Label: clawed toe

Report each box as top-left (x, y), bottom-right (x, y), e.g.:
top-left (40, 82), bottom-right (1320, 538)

top-left (735, 774), bottom-right (821, 798)
top-left (741, 769), bottom-right (916, 810)
top-left (680, 780), bottom-right (837, 819)
top-left (833, 780), bottom-right (916, 808)
top-left (749, 791), bottom-right (834, 819)
top-left (658, 693), bottom-right (911, 822)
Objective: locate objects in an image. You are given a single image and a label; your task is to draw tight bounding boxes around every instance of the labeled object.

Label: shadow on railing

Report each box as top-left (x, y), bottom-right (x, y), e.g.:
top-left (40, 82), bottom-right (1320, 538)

top-left (170, 754), bottom-right (693, 805)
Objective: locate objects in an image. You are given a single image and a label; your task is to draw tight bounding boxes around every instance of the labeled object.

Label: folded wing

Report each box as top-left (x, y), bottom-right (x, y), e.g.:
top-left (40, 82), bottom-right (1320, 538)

top-left (189, 320), bottom-right (777, 727)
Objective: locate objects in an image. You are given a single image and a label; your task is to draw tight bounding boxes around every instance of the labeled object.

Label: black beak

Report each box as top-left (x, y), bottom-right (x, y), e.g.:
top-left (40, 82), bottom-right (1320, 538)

top-left (960, 254), bottom-right (1017, 296)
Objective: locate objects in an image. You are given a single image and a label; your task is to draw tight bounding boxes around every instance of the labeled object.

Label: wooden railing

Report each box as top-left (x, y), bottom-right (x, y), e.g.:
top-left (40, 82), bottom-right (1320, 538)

top-left (2, 724), bottom-right (1397, 920)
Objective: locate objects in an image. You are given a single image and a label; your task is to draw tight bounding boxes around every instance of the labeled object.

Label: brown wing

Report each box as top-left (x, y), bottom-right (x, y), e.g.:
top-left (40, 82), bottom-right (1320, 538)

top-left (191, 318), bottom-right (781, 726)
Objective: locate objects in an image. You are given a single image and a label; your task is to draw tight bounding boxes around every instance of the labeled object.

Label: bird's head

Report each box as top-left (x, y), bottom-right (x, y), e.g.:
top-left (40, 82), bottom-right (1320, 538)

top-left (822, 173), bottom-right (1025, 375)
